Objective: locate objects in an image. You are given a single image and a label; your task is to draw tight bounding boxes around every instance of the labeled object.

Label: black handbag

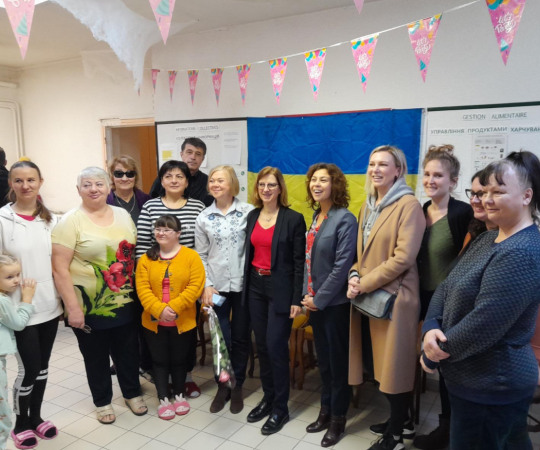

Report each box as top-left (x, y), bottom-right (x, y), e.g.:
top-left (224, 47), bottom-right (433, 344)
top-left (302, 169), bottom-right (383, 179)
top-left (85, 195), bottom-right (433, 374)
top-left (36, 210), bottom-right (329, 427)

top-left (351, 278), bottom-right (402, 320)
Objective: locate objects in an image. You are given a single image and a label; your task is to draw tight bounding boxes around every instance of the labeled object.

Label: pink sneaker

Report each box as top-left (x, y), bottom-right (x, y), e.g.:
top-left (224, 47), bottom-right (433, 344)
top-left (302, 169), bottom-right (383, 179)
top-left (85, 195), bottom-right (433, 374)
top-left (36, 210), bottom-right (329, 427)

top-left (173, 394), bottom-right (190, 415)
top-left (185, 381), bottom-right (201, 398)
top-left (158, 398), bottom-right (176, 420)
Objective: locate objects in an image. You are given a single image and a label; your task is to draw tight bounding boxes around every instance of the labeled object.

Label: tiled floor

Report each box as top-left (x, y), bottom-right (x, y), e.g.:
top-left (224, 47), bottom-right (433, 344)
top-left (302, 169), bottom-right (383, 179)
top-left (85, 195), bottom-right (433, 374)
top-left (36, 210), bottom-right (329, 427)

top-left (4, 322), bottom-right (540, 450)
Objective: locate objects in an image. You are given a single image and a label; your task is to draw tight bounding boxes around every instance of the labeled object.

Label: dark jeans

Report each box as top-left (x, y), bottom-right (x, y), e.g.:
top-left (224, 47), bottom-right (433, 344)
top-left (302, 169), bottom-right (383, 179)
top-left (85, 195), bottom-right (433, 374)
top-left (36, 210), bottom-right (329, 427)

top-left (213, 291), bottom-right (250, 387)
top-left (186, 302), bottom-right (200, 373)
top-left (248, 270), bottom-right (293, 416)
top-left (449, 393), bottom-right (532, 450)
top-left (310, 302), bottom-right (350, 416)
top-left (144, 326), bottom-right (195, 400)
top-left (73, 321), bottom-right (141, 407)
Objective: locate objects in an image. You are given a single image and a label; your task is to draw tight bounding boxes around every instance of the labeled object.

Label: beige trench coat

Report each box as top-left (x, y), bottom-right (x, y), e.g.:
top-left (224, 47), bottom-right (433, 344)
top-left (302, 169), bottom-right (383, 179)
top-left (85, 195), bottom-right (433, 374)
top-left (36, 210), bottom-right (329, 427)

top-left (349, 194), bottom-right (425, 394)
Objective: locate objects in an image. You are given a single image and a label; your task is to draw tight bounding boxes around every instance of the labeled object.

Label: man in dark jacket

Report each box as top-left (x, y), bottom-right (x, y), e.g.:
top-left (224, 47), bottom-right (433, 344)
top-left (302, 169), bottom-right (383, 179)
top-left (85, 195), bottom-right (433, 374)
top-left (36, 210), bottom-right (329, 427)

top-left (0, 148), bottom-right (9, 207)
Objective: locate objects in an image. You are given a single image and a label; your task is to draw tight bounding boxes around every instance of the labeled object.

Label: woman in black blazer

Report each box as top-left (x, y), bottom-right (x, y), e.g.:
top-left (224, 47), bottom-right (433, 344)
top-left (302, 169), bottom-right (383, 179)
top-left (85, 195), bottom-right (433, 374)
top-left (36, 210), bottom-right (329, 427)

top-left (242, 166), bottom-right (306, 435)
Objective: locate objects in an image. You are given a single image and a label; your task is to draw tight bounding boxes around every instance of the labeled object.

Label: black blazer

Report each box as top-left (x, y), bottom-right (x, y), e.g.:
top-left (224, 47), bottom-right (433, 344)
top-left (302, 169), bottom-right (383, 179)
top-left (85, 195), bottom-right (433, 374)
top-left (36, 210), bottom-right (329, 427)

top-left (242, 207), bottom-right (307, 314)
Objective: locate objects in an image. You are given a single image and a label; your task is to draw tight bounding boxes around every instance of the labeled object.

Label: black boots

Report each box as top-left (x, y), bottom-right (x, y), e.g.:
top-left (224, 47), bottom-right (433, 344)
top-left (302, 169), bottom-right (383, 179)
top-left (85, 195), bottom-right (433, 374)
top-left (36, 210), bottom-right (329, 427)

top-left (306, 407), bottom-right (331, 433)
top-left (321, 415), bottom-right (346, 447)
top-left (413, 414), bottom-right (450, 450)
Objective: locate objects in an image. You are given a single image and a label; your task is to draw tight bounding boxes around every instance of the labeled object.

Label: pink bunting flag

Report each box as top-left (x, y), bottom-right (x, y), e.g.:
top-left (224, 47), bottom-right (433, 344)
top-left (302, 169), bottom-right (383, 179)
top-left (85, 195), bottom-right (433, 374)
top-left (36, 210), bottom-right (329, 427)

top-left (485, 0), bottom-right (526, 65)
top-left (151, 69), bottom-right (160, 94)
top-left (168, 70), bottom-right (178, 102)
top-left (4, 0), bottom-right (36, 60)
top-left (187, 70), bottom-right (199, 105)
top-left (407, 14), bottom-right (442, 82)
top-left (211, 69), bottom-right (224, 106)
top-left (269, 58), bottom-right (288, 104)
top-left (236, 64), bottom-right (251, 106)
top-left (304, 48), bottom-right (327, 101)
top-left (353, 0), bottom-right (364, 14)
top-left (351, 34), bottom-right (379, 93)
top-left (149, 0), bottom-right (176, 44)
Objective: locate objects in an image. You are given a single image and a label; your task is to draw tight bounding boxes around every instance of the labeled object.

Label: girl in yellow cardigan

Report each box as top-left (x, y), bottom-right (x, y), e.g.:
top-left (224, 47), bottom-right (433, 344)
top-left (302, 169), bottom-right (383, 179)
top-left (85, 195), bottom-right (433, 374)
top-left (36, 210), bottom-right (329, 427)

top-left (136, 215), bottom-right (205, 420)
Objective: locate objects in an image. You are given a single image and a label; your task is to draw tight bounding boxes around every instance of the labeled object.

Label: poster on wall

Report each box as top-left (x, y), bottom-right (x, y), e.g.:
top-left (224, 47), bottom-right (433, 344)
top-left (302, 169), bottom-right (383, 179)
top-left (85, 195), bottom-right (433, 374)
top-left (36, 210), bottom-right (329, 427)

top-left (418, 104), bottom-right (540, 202)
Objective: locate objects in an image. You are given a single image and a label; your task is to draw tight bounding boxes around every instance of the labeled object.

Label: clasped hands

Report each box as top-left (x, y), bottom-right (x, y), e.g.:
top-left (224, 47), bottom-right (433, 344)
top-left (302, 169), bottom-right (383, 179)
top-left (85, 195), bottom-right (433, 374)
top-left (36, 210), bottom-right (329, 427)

top-left (347, 276), bottom-right (362, 299)
top-left (420, 329), bottom-right (450, 373)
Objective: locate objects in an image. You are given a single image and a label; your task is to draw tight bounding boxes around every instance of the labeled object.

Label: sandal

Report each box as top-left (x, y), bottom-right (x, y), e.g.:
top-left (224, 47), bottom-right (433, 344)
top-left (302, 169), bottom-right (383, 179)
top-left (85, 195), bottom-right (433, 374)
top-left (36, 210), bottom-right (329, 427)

top-left (11, 430), bottom-right (38, 449)
top-left (158, 398), bottom-right (176, 420)
top-left (34, 420), bottom-right (58, 440)
top-left (96, 404), bottom-right (116, 424)
top-left (173, 394), bottom-right (190, 415)
top-left (125, 396), bottom-right (148, 416)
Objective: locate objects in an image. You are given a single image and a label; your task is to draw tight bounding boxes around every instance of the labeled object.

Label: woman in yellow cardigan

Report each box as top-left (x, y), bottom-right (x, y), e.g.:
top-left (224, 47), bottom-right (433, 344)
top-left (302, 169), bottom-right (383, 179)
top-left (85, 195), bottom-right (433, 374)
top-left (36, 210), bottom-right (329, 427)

top-left (136, 214), bottom-right (205, 420)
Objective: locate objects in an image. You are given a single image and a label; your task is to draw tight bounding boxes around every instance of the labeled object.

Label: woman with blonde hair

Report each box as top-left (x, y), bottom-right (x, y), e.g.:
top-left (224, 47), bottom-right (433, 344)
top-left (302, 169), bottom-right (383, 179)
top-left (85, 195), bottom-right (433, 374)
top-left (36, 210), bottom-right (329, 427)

top-left (347, 146), bottom-right (425, 450)
top-left (242, 167), bottom-right (306, 435)
top-left (195, 165), bottom-right (254, 414)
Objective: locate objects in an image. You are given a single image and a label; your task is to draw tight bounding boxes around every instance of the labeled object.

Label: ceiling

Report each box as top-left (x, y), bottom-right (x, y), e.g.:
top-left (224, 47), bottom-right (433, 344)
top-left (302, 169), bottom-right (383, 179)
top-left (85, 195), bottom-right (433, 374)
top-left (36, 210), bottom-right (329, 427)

top-left (0, 0), bottom-right (381, 70)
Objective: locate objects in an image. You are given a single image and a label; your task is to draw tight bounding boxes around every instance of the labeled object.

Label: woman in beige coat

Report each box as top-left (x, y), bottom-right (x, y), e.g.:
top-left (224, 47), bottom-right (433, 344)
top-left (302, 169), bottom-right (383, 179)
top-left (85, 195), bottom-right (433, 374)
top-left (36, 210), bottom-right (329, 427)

top-left (347, 145), bottom-right (425, 450)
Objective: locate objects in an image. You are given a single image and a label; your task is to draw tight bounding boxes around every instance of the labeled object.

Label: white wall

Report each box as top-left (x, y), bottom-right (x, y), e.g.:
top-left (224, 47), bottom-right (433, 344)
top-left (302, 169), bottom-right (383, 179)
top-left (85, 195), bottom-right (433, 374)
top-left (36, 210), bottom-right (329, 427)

top-left (152, 0), bottom-right (540, 121)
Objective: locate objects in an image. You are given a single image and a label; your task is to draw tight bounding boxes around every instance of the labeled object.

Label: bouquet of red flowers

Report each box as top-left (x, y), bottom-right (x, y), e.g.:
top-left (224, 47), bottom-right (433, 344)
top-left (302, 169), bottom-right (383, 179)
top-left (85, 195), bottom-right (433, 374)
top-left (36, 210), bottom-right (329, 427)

top-left (204, 306), bottom-right (236, 389)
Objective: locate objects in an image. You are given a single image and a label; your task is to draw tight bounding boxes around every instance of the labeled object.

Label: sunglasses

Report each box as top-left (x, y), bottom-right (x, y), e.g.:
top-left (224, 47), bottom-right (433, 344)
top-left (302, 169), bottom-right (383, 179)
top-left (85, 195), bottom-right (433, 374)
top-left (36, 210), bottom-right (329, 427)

top-left (113, 170), bottom-right (136, 179)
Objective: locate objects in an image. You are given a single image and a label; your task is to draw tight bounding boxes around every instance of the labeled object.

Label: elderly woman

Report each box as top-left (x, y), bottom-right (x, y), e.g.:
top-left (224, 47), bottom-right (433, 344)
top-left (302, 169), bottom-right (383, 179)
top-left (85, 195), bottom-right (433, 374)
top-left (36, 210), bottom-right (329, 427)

top-left (347, 145), bottom-right (425, 450)
top-left (52, 167), bottom-right (147, 425)
top-left (107, 155), bottom-right (151, 225)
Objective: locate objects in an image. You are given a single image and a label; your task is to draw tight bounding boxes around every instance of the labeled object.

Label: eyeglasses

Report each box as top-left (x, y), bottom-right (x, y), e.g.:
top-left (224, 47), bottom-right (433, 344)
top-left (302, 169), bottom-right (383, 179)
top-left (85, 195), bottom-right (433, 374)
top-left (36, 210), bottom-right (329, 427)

top-left (154, 228), bottom-right (176, 235)
top-left (465, 189), bottom-right (485, 200)
top-left (258, 183), bottom-right (279, 190)
top-left (113, 170), bottom-right (136, 179)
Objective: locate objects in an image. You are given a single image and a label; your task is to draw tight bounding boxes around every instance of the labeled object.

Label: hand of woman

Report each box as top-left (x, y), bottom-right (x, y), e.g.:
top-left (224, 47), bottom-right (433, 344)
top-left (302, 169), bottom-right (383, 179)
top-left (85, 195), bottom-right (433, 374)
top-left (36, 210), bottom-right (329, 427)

top-left (290, 305), bottom-right (302, 318)
top-left (420, 355), bottom-right (435, 374)
top-left (68, 307), bottom-right (85, 329)
top-left (160, 306), bottom-right (177, 322)
top-left (201, 286), bottom-right (219, 306)
top-left (301, 295), bottom-right (318, 312)
top-left (347, 276), bottom-right (361, 299)
top-left (423, 329), bottom-right (450, 362)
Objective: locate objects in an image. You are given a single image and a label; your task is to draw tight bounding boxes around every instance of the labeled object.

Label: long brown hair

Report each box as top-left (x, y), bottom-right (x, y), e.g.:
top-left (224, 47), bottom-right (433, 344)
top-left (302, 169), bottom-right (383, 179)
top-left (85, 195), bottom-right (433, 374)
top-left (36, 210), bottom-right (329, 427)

top-left (146, 215), bottom-right (182, 261)
top-left (8, 161), bottom-right (53, 224)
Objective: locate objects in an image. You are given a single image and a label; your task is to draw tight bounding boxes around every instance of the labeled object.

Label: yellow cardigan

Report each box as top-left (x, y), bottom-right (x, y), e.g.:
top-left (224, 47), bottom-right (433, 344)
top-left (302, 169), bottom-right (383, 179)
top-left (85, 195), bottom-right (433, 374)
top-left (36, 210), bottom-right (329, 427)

top-left (136, 246), bottom-right (205, 334)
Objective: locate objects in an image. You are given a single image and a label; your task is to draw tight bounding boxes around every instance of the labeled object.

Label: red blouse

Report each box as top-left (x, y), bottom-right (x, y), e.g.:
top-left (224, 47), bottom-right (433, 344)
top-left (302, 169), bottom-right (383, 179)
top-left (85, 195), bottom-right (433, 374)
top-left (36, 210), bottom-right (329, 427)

top-left (159, 253), bottom-right (179, 327)
top-left (251, 221), bottom-right (274, 270)
top-left (306, 214), bottom-right (326, 296)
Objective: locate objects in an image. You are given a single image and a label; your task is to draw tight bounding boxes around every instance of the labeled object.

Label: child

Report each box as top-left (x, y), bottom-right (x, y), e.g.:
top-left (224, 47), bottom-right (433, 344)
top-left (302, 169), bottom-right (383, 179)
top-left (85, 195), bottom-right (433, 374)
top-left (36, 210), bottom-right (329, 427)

top-left (0, 255), bottom-right (36, 450)
top-left (136, 215), bottom-right (205, 420)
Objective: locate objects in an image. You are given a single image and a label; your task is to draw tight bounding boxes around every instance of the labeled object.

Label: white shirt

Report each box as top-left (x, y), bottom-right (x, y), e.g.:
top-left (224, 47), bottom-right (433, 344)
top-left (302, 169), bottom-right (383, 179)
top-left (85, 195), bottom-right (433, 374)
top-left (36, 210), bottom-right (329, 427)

top-left (195, 198), bottom-right (254, 293)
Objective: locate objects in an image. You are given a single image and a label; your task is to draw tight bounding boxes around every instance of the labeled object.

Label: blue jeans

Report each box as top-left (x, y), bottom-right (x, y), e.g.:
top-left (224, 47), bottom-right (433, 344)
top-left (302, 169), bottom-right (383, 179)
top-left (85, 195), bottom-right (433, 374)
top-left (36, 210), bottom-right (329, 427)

top-left (449, 392), bottom-right (532, 450)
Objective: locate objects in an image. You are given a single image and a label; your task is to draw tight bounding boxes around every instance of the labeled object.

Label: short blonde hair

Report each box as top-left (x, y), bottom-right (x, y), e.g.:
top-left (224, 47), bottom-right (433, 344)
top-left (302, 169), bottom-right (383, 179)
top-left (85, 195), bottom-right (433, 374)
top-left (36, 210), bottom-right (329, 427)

top-left (77, 167), bottom-right (110, 190)
top-left (365, 145), bottom-right (408, 197)
top-left (0, 254), bottom-right (19, 269)
top-left (251, 166), bottom-right (290, 208)
top-left (108, 155), bottom-right (140, 190)
top-left (208, 165), bottom-right (240, 197)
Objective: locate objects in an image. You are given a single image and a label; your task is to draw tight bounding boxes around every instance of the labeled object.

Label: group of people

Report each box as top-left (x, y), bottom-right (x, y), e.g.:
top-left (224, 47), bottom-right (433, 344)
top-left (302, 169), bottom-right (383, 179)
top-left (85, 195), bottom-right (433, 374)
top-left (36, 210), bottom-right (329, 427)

top-left (0, 136), bottom-right (539, 450)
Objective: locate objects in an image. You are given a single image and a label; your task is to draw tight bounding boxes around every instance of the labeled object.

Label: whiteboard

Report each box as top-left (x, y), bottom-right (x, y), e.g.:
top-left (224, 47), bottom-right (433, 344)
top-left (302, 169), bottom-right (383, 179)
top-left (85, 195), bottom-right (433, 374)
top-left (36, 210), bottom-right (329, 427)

top-left (416, 104), bottom-right (540, 203)
top-left (156, 119), bottom-right (249, 202)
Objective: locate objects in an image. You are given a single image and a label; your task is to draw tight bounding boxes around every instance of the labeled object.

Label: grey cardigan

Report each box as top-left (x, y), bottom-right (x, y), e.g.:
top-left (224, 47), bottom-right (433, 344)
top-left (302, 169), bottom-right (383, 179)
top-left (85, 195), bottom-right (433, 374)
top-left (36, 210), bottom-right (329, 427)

top-left (303, 206), bottom-right (358, 310)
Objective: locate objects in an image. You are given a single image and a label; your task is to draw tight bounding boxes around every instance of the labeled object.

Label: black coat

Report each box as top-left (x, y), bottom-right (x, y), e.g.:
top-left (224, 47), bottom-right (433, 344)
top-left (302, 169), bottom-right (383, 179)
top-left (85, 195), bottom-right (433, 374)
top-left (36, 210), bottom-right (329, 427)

top-left (242, 207), bottom-right (306, 314)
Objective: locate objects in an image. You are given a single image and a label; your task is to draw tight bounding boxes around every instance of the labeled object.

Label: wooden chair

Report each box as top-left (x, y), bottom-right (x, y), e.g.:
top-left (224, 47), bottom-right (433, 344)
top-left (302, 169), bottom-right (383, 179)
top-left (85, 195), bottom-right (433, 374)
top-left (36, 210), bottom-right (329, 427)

top-left (289, 314), bottom-right (309, 388)
top-left (295, 321), bottom-right (317, 390)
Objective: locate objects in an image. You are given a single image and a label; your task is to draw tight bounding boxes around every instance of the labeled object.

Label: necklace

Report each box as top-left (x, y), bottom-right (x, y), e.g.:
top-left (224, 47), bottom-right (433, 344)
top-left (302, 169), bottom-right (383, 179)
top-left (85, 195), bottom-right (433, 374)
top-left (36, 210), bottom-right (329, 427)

top-left (261, 209), bottom-right (279, 222)
top-left (114, 192), bottom-right (135, 214)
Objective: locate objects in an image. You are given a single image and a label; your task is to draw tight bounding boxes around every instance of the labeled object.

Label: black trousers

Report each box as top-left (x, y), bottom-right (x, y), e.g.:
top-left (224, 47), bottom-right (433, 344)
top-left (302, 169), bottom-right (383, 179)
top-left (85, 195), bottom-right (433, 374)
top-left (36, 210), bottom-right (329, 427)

top-left (214, 291), bottom-right (251, 387)
top-left (248, 270), bottom-right (293, 416)
top-left (73, 321), bottom-right (141, 407)
top-left (144, 326), bottom-right (195, 400)
top-left (131, 292), bottom-right (153, 371)
top-left (310, 302), bottom-right (351, 416)
top-left (186, 302), bottom-right (200, 373)
top-left (13, 317), bottom-right (58, 430)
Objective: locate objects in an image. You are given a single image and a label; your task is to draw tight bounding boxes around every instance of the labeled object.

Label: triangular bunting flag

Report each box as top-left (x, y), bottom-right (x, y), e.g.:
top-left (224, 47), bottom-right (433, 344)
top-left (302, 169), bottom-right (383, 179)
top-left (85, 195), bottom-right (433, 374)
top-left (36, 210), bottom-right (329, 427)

top-left (407, 14), bottom-right (442, 82)
top-left (168, 70), bottom-right (178, 102)
top-left (351, 34), bottom-right (379, 93)
top-left (211, 68), bottom-right (224, 106)
top-left (236, 64), bottom-right (251, 106)
top-left (4, 0), bottom-right (36, 59)
top-left (187, 70), bottom-right (199, 105)
top-left (149, 0), bottom-right (176, 44)
top-left (304, 48), bottom-right (327, 101)
top-left (151, 69), bottom-right (160, 94)
top-left (486, 0), bottom-right (526, 65)
top-left (269, 58), bottom-right (288, 104)
top-left (353, 0), bottom-right (364, 14)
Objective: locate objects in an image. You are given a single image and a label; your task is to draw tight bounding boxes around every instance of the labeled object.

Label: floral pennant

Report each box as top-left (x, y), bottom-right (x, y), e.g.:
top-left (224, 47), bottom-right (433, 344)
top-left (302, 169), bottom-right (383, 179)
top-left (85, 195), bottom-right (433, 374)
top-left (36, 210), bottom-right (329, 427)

top-left (4, 0), bottom-right (36, 60)
top-left (305, 48), bottom-right (327, 101)
top-left (269, 58), bottom-right (288, 104)
top-left (149, 0), bottom-right (176, 44)
top-left (351, 34), bottom-right (379, 93)
top-left (486, 0), bottom-right (526, 65)
top-left (187, 70), bottom-right (199, 105)
top-left (151, 69), bottom-right (160, 94)
top-left (211, 68), bottom-right (224, 106)
top-left (236, 64), bottom-right (251, 106)
top-left (168, 70), bottom-right (177, 102)
top-left (354, 0), bottom-right (364, 14)
top-left (407, 14), bottom-right (442, 82)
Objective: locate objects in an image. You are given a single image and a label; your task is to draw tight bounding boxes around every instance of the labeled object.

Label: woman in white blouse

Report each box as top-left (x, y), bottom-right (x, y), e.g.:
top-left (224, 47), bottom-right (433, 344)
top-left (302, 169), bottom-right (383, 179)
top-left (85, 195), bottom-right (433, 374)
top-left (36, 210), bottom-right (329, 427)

top-left (195, 165), bottom-right (254, 415)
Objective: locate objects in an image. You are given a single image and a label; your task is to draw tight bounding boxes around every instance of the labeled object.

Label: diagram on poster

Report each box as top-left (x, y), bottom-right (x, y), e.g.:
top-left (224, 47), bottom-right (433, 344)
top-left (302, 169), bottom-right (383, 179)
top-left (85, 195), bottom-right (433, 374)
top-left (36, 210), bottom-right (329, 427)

top-left (473, 135), bottom-right (507, 171)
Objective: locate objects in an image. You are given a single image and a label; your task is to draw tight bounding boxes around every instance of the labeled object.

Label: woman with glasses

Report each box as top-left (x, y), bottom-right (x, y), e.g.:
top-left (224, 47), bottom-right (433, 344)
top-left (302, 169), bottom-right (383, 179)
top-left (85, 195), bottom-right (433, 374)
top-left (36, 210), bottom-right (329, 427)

top-left (413, 146), bottom-right (472, 450)
top-left (243, 167), bottom-right (306, 436)
top-left (52, 167), bottom-right (147, 425)
top-left (136, 215), bottom-right (205, 420)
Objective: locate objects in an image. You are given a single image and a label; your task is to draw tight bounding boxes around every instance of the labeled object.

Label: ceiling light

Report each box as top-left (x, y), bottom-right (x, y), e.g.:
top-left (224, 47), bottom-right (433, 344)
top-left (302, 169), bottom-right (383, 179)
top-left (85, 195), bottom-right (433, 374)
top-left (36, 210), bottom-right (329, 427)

top-left (0, 0), bottom-right (48, 8)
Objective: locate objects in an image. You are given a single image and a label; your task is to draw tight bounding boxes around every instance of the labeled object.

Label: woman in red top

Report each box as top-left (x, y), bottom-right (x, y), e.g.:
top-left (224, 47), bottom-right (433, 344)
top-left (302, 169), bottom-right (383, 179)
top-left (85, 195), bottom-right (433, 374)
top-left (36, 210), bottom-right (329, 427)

top-left (242, 167), bottom-right (306, 436)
